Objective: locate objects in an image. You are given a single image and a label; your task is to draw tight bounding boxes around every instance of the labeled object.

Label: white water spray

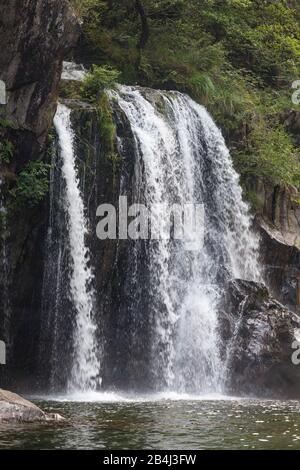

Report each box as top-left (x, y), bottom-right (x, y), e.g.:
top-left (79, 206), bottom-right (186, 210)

top-left (54, 104), bottom-right (100, 391)
top-left (114, 86), bottom-right (261, 393)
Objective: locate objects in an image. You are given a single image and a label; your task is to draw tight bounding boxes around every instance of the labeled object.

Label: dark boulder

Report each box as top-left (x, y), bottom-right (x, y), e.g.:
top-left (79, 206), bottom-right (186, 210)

top-left (220, 279), bottom-right (300, 398)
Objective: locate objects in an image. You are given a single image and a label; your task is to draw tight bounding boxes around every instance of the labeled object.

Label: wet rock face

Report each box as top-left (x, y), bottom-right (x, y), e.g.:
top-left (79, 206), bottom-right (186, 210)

top-left (220, 279), bottom-right (300, 398)
top-left (259, 217), bottom-right (300, 310)
top-left (0, 1), bottom-right (79, 391)
top-left (0, 389), bottom-right (64, 422)
top-left (246, 177), bottom-right (300, 311)
top-left (0, 0), bottom-right (79, 155)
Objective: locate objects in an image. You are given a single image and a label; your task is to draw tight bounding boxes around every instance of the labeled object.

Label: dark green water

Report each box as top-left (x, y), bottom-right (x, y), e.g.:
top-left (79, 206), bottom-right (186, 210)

top-left (1, 394), bottom-right (300, 449)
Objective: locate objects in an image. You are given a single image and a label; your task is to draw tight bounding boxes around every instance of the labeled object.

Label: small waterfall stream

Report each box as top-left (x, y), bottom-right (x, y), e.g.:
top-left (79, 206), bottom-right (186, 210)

top-left (54, 104), bottom-right (100, 391)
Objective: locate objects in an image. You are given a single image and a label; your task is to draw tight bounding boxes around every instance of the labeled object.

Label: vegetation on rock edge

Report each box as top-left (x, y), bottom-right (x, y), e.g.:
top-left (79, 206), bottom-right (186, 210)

top-left (70, 0), bottom-right (300, 194)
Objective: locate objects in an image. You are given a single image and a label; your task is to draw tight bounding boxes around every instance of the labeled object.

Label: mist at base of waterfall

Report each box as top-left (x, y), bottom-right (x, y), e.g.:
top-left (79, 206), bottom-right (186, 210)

top-left (30, 390), bottom-right (236, 403)
top-left (2, 399), bottom-right (300, 450)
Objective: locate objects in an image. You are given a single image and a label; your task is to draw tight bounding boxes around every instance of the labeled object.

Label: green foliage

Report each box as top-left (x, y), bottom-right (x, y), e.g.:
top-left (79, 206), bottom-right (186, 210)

top-left (0, 139), bottom-right (14, 164)
top-left (70, 0), bottom-right (300, 86)
top-left (71, 0), bottom-right (106, 20)
top-left (92, 93), bottom-right (120, 186)
top-left (234, 123), bottom-right (300, 187)
top-left (189, 73), bottom-right (216, 103)
top-left (69, 0), bottom-right (300, 193)
top-left (200, 0), bottom-right (300, 84)
top-left (96, 93), bottom-right (120, 184)
top-left (59, 80), bottom-right (83, 100)
top-left (10, 161), bottom-right (50, 207)
top-left (97, 94), bottom-right (116, 152)
top-left (82, 65), bottom-right (121, 101)
top-left (0, 118), bottom-right (17, 129)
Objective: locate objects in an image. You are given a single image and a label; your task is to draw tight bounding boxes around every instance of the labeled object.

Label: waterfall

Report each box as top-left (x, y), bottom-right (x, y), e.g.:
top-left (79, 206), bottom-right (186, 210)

top-left (54, 104), bottom-right (100, 391)
top-left (42, 88), bottom-right (261, 396)
top-left (113, 86), bottom-right (261, 394)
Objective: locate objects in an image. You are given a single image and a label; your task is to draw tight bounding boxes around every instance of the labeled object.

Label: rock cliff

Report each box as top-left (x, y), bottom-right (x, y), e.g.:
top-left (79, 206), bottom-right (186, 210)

top-left (0, 0), bottom-right (79, 391)
top-left (248, 178), bottom-right (300, 311)
top-left (0, 0), bottom-right (79, 166)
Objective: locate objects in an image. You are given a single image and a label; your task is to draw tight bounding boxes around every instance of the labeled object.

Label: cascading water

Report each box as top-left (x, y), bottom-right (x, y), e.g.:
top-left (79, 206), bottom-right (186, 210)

top-left (53, 104), bottom-right (100, 391)
top-left (40, 87), bottom-right (261, 396)
top-left (113, 85), bottom-right (261, 394)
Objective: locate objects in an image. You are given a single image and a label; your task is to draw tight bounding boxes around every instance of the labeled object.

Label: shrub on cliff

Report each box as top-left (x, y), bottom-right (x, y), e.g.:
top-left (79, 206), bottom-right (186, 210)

top-left (82, 65), bottom-right (120, 101)
top-left (9, 161), bottom-right (50, 207)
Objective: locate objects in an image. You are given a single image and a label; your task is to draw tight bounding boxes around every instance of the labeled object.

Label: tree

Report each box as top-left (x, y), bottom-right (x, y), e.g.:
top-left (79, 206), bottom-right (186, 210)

top-left (135, 0), bottom-right (149, 50)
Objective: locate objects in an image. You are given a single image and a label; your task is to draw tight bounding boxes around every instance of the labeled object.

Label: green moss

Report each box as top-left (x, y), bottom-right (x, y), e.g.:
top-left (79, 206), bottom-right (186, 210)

top-left (96, 94), bottom-right (116, 151)
top-left (96, 93), bottom-right (120, 185)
